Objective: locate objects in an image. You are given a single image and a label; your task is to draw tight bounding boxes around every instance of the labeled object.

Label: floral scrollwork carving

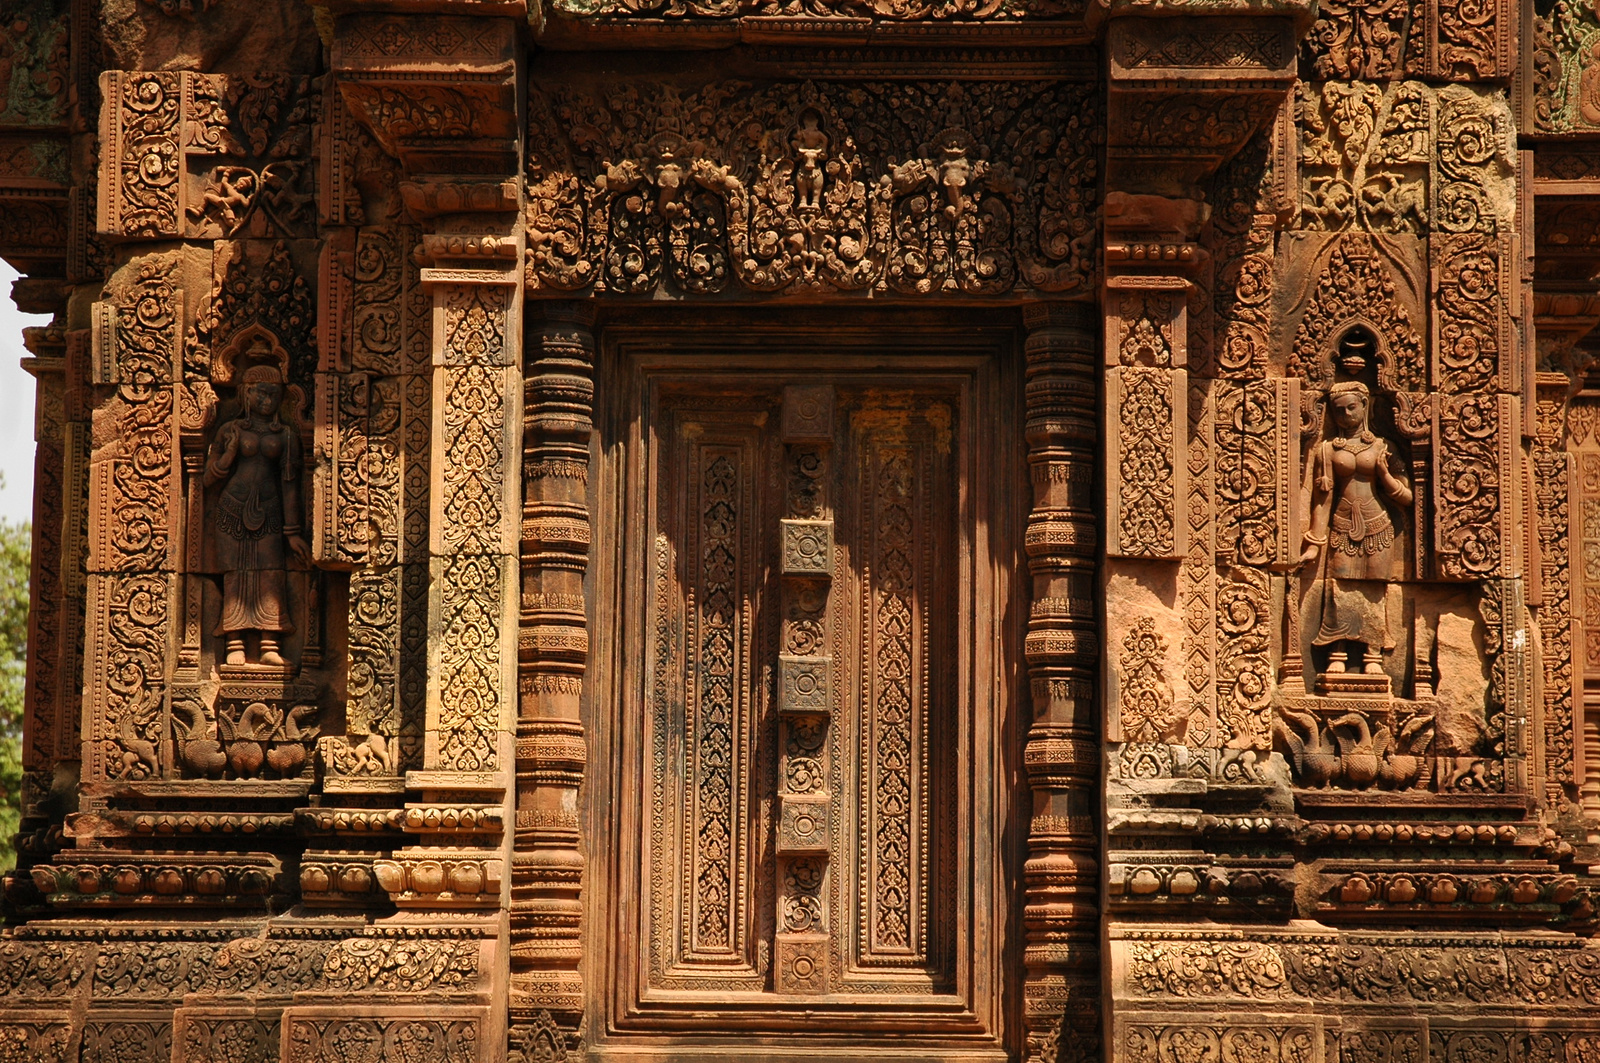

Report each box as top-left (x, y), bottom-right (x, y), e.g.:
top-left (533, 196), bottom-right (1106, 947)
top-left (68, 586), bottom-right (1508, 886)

top-left (1119, 618), bottom-right (1179, 743)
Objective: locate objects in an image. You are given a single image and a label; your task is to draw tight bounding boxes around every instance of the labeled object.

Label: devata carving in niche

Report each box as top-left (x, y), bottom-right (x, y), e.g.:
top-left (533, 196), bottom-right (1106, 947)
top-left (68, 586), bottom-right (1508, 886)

top-left (205, 355), bottom-right (309, 667)
top-left (1299, 380), bottom-right (1413, 676)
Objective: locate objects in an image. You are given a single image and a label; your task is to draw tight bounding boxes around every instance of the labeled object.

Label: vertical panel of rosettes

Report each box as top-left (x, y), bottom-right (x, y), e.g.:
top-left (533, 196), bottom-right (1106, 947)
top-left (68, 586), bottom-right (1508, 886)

top-left (648, 399), bottom-right (767, 986)
top-left (774, 384), bottom-right (835, 994)
top-left (1021, 304), bottom-right (1102, 1063)
top-left (513, 304), bottom-right (594, 1025)
top-left (1105, 277), bottom-right (1188, 561)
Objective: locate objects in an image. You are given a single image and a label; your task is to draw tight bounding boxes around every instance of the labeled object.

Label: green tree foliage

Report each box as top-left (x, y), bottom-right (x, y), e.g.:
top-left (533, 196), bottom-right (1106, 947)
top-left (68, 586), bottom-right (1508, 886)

top-left (0, 518), bottom-right (28, 872)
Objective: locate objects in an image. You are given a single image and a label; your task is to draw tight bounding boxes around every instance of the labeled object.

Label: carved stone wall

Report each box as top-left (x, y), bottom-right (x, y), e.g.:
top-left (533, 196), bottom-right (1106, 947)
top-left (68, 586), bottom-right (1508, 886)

top-left (3, 0), bottom-right (1600, 1058)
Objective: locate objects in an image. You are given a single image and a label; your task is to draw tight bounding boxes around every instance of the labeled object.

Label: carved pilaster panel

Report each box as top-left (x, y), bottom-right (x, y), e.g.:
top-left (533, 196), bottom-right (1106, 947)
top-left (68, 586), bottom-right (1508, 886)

top-left (1182, 382), bottom-right (1220, 743)
top-left (1432, 232), bottom-right (1515, 394)
top-left (1215, 564), bottom-right (1274, 750)
top-left (421, 270), bottom-right (521, 781)
top-left (1580, 443), bottom-right (1600, 679)
top-left (1535, 373), bottom-right (1578, 812)
top-left (1432, 86), bottom-right (1516, 237)
top-left (81, 256), bottom-right (187, 788)
top-left (1435, 392), bottom-right (1519, 581)
top-left (1408, 0), bottom-right (1514, 79)
top-left (1214, 378), bottom-right (1299, 569)
top-left (1107, 366), bottom-right (1188, 560)
top-left (21, 340), bottom-right (67, 780)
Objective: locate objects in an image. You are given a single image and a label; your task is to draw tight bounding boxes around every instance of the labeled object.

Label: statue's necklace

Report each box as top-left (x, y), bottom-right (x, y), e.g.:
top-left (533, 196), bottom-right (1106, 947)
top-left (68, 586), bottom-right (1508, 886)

top-left (1331, 434), bottom-right (1374, 453)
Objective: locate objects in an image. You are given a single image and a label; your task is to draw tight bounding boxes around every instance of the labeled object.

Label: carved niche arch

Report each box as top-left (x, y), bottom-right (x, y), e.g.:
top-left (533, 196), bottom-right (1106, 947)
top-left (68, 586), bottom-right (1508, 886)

top-left (1290, 233), bottom-right (1426, 393)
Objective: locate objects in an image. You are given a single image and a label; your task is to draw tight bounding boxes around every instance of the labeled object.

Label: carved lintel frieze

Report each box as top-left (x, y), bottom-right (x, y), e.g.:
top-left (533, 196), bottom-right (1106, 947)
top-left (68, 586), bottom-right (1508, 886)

top-left (282, 1006), bottom-right (496, 1063)
top-left (525, 75), bottom-right (1101, 298)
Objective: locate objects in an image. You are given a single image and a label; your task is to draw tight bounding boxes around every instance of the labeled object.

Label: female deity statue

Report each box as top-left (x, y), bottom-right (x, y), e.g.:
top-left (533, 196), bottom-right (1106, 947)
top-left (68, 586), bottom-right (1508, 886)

top-left (1299, 380), bottom-right (1413, 675)
top-left (205, 362), bottom-right (309, 667)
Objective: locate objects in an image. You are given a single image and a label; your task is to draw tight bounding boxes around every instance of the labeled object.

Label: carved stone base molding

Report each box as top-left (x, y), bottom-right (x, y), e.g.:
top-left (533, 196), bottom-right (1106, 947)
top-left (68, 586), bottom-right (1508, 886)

top-left (1110, 927), bottom-right (1600, 1060)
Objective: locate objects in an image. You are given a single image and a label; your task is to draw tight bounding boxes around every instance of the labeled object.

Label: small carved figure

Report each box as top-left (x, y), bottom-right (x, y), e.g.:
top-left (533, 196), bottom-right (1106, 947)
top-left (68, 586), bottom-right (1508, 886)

top-left (1330, 712), bottom-right (1378, 786)
top-left (187, 166), bottom-right (259, 235)
top-left (1300, 380), bottom-right (1413, 676)
top-left (118, 709), bottom-right (160, 779)
top-left (344, 731), bottom-right (397, 774)
top-left (1359, 172), bottom-right (1426, 233)
top-left (936, 134), bottom-right (971, 218)
top-left (1376, 714), bottom-right (1434, 789)
top-left (173, 696), bottom-right (226, 779)
top-left (792, 112), bottom-right (829, 211)
top-left (205, 359), bottom-right (309, 667)
top-left (1275, 708), bottom-right (1339, 787)
top-left (1303, 176), bottom-right (1355, 230)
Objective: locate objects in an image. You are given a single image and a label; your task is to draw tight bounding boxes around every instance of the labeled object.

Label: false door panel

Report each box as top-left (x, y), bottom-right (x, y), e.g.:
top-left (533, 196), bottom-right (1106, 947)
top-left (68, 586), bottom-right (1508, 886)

top-left (597, 343), bottom-right (1016, 1058)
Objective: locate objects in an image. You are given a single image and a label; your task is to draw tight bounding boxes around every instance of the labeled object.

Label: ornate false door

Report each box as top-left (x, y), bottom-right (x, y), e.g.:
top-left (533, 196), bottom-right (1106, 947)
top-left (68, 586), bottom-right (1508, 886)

top-left (589, 328), bottom-right (1021, 1061)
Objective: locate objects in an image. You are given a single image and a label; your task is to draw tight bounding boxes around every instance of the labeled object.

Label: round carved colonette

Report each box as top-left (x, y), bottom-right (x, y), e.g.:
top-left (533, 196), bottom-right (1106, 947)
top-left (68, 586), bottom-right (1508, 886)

top-left (513, 302), bottom-right (597, 1032)
top-left (1022, 303), bottom-right (1101, 1063)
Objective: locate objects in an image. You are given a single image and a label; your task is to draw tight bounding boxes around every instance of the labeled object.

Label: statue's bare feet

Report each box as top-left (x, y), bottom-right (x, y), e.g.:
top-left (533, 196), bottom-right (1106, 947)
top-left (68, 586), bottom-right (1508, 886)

top-left (225, 638), bottom-right (246, 666)
top-left (259, 638), bottom-right (286, 668)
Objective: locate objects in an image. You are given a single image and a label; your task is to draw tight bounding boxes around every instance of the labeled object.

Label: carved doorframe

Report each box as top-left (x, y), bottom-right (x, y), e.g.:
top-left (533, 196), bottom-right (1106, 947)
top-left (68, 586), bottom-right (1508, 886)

top-left (581, 307), bottom-right (1034, 1060)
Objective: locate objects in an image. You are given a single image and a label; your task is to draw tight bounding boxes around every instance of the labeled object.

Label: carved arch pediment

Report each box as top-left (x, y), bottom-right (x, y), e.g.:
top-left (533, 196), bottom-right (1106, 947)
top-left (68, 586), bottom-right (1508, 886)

top-left (1286, 232), bottom-right (1426, 392)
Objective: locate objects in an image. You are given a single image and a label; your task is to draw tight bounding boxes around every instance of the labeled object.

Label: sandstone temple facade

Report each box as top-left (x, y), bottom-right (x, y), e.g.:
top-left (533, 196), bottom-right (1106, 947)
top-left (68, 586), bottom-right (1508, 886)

top-left (3, 0), bottom-right (1600, 1057)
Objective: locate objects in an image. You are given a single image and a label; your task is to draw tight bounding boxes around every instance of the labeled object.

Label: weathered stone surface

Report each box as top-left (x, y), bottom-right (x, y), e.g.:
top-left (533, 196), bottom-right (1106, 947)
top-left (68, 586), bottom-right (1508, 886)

top-left (1, 0), bottom-right (1597, 1057)
top-left (98, 0), bottom-right (323, 74)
